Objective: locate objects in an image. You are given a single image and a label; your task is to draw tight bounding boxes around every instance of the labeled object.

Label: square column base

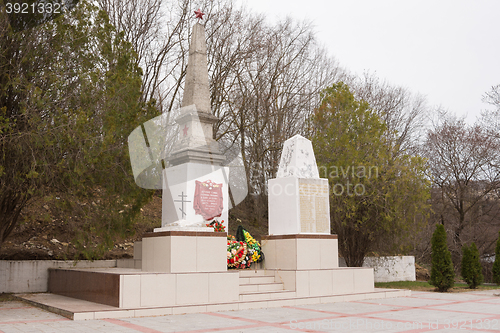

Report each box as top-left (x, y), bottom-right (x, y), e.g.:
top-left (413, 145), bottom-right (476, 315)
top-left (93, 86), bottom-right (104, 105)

top-left (261, 234), bottom-right (339, 270)
top-left (141, 231), bottom-right (227, 273)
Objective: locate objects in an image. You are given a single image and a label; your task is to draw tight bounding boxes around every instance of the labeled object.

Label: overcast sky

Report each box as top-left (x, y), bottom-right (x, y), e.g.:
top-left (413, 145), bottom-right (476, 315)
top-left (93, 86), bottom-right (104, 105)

top-left (238, 0), bottom-right (500, 124)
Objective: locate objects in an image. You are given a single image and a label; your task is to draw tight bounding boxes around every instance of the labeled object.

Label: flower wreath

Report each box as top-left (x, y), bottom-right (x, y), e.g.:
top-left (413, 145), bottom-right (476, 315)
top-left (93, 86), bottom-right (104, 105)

top-left (227, 240), bottom-right (247, 267)
top-left (227, 226), bottom-right (264, 269)
top-left (243, 230), bottom-right (263, 263)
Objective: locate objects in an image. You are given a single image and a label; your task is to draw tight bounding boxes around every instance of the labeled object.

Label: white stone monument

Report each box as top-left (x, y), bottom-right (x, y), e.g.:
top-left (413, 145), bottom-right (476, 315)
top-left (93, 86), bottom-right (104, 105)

top-left (268, 134), bottom-right (330, 235)
top-left (142, 21), bottom-right (229, 272)
top-left (263, 134), bottom-right (341, 279)
top-left (155, 22), bottom-right (229, 232)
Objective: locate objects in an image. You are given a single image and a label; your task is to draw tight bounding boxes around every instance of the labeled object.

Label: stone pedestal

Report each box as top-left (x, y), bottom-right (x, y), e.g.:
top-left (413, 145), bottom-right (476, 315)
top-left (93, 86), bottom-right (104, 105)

top-left (160, 163), bottom-right (229, 232)
top-left (261, 234), bottom-right (338, 270)
top-left (260, 234), bottom-right (374, 298)
top-left (268, 177), bottom-right (330, 235)
top-left (141, 231), bottom-right (227, 273)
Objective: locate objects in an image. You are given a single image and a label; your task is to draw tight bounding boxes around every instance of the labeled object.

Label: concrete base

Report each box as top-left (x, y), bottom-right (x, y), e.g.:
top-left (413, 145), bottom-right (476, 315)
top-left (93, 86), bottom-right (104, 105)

top-left (17, 288), bottom-right (411, 320)
top-left (262, 234), bottom-right (339, 270)
top-left (273, 267), bottom-right (374, 297)
top-left (48, 232), bottom-right (235, 310)
top-left (141, 231), bottom-right (227, 273)
top-left (41, 233), bottom-right (379, 321)
top-left (260, 235), bottom-right (372, 298)
top-left (45, 234), bottom-right (375, 318)
top-left (26, 267), bottom-right (408, 320)
top-left (48, 268), bottom-right (240, 309)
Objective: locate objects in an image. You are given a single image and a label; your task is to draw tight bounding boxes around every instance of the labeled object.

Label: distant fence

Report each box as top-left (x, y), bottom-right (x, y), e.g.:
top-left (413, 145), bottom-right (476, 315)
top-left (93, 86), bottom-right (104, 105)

top-left (339, 256), bottom-right (416, 282)
top-left (363, 256), bottom-right (416, 282)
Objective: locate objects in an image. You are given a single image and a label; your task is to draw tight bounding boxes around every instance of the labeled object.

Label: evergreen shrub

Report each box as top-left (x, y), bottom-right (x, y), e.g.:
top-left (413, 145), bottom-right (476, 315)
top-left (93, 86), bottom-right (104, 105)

top-left (429, 224), bottom-right (455, 292)
top-left (461, 242), bottom-right (483, 289)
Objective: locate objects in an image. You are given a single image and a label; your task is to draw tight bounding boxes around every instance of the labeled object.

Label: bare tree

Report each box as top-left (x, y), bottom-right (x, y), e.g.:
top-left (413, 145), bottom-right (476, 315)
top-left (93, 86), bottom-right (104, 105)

top-left (424, 116), bottom-right (500, 261)
top-left (353, 72), bottom-right (429, 155)
top-left (484, 84), bottom-right (500, 108)
top-left (480, 84), bottom-right (500, 136)
top-left (205, 15), bottom-right (345, 230)
top-left (96, 0), bottom-right (202, 112)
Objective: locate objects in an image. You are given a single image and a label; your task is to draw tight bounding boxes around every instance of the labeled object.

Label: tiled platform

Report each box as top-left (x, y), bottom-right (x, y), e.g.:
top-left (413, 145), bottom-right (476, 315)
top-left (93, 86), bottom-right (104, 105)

top-left (16, 288), bottom-right (410, 320)
top-left (40, 234), bottom-right (381, 321)
top-left (4, 290), bottom-right (500, 332)
top-left (47, 265), bottom-right (377, 311)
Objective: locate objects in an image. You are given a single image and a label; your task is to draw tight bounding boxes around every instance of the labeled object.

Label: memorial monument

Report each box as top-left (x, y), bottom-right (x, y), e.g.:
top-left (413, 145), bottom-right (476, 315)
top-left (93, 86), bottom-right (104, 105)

top-left (140, 14), bottom-right (230, 272)
top-left (157, 20), bottom-right (229, 232)
top-left (268, 134), bottom-right (330, 235)
top-left (261, 134), bottom-right (375, 298)
top-left (29, 10), bottom-right (407, 321)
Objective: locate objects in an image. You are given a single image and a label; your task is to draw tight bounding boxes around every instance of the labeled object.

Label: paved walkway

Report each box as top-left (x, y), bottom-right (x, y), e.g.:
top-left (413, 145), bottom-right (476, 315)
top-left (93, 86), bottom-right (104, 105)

top-left (2, 290), bottom-right (500, 332)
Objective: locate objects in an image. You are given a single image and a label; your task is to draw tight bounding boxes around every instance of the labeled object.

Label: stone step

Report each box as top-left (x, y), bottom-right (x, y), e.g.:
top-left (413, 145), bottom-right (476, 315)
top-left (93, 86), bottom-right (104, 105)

top-left (239, 276), bottom-right (275, 285)
top-left (18, 289), bottom-right (411, 320)
top-left (239, 290), bottom-right (297, 302)
top-left (238, 270), bottom-right (290, 301)
top-left (238, 270), bottom-right (274, 278)
top-left (239, 282), bottom-right (284, 293)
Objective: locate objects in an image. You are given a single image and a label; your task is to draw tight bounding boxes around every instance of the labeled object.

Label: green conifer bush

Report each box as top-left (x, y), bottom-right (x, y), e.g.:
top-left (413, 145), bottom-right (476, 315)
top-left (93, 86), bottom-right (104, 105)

top-left (429, 224), bottom-right (455, 292)
top-left (461, 242), bottom-right (483, 289)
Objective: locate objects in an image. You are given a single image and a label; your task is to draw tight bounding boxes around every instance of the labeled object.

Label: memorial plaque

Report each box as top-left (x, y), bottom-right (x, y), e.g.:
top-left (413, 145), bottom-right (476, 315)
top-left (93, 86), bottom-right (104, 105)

top-left (299, 194), bottom-right (314, 233)
top-left (315, 195), bottom-right (329, 232)
top-left (299, 182), bottom-right (329, 233)
top-left (193, 180), bottom-right (223, 220)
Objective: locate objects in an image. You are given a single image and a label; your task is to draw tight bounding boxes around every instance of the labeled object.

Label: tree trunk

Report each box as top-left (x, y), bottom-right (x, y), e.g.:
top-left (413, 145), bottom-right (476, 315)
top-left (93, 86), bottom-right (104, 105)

top-left (0, 191), bottom-right (30, 249)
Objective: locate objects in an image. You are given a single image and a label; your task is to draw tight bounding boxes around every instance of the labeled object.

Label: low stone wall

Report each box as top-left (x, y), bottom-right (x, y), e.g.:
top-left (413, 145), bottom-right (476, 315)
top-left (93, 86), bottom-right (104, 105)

top-left (0, 260), bottom-right (117, 293)
top-left (1, 255), bottom-right (416, 293)
top-left (363, 256), bottom-right (416, 282)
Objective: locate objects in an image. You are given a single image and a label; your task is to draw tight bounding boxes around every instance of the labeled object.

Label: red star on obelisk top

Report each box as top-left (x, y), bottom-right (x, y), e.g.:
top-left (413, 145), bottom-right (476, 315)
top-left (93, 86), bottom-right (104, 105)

top-left (183, 124), bottom-right (189, 136)
top-left (194, 9), bottom-right (205, 20)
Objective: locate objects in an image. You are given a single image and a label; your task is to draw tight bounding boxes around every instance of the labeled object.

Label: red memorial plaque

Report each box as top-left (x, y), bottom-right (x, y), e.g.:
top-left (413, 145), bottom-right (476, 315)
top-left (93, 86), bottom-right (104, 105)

top-left (193, 180), bottom-right (223, 220)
